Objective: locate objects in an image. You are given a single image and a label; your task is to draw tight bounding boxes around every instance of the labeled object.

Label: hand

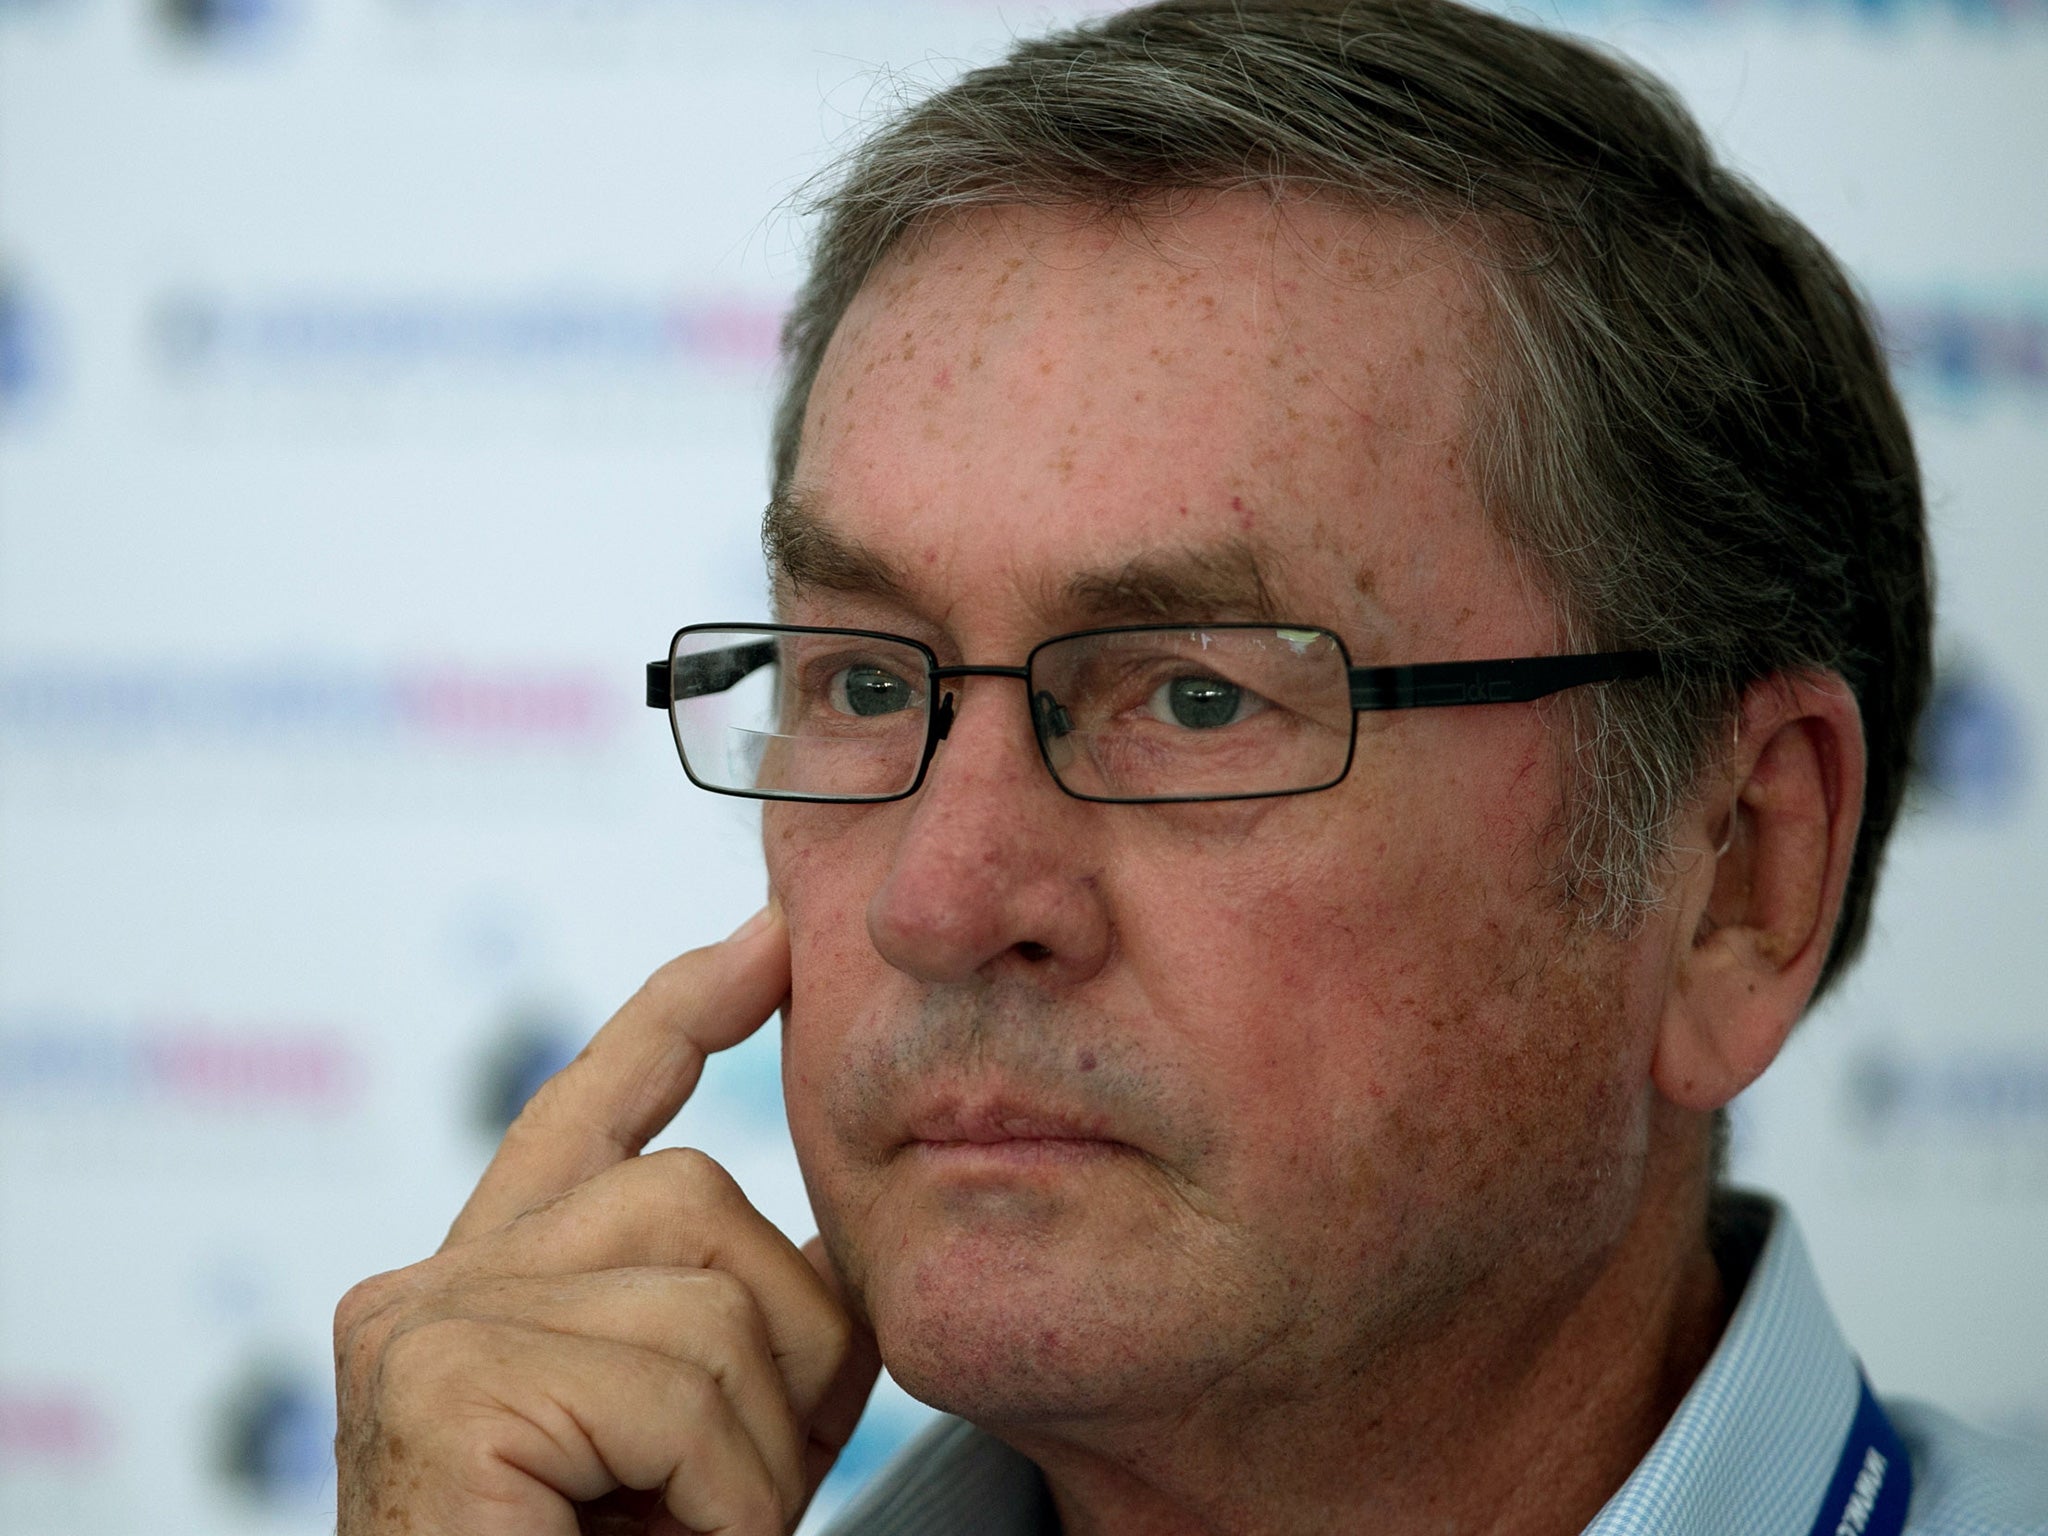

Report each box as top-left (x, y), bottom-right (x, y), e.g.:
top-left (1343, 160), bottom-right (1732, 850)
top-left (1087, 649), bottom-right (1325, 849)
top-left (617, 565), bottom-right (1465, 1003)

top-left (333, 904), bottom-right (881, 1535)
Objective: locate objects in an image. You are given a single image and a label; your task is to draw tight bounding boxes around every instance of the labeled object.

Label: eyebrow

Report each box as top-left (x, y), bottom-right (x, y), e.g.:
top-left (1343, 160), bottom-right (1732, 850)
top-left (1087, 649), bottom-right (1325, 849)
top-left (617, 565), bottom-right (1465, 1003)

top-left (764, 489), bottom-right (1299, 628)
top-left (1057, 542), bottom-right (1285, 626)
top-left (763, 490), bottom-right (911, 602)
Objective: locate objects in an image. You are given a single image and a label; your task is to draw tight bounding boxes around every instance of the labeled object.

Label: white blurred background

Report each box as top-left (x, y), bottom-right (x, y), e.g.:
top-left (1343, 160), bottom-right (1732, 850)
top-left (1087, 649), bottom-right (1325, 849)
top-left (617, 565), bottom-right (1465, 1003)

top-left (0, 1), bottom-right (2042, 1531)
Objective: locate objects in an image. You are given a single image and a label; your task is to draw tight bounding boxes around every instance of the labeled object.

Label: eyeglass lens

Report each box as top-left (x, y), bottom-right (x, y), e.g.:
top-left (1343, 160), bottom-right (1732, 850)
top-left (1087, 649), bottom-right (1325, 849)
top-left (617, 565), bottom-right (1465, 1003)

top-left (668, 625), bottom-right (1355, 803)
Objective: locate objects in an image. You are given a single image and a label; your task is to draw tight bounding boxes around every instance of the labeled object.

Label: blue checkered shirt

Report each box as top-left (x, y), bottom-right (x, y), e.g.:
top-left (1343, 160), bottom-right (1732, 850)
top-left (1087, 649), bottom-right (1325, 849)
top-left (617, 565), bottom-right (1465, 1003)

top-left (819, 1195), bottom-right (2048, 1534)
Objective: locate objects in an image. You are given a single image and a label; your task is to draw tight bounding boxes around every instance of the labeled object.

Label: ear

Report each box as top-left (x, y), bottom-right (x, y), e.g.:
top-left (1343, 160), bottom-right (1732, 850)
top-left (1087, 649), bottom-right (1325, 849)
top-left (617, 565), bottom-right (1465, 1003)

top-left (1651, 671), bottom-right (1866, 1113)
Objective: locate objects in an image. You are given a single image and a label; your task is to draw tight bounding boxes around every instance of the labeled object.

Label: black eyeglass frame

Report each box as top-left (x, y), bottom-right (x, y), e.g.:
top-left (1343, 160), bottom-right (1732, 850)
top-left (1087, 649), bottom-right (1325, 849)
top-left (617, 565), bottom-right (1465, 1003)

top-left (646, 621), bottom-right (1664, 806)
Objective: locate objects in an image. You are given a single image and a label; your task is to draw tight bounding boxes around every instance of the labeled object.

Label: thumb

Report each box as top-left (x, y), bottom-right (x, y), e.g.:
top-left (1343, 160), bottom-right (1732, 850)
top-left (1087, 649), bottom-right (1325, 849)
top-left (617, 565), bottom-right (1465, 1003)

top-left (800, 1235), bottom-right (884, 1492)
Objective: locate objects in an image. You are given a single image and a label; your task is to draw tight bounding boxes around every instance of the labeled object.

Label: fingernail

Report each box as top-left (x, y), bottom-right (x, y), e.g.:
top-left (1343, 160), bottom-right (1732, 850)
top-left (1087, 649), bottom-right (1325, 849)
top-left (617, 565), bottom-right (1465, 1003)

top-left (726, 903), bottom-right (776, 943)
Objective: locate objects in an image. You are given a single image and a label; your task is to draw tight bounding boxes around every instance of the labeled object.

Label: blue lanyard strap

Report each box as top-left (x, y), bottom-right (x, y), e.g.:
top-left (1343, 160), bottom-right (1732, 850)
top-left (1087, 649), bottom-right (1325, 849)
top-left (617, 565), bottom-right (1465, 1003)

top-left (1804, 1370), bottom-right (1913, 1536)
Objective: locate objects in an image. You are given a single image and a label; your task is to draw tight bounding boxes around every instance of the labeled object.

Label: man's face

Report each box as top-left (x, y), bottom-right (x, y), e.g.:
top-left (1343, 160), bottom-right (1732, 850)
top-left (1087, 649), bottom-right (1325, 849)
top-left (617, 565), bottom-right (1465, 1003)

top-left (767, 195), bottom-right (1664, 1435)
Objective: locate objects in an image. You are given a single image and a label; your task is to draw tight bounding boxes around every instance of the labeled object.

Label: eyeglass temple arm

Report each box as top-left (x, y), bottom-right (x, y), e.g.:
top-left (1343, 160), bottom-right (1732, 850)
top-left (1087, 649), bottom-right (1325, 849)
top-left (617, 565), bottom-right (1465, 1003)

top-left (646, 640), bottom-right (780, 709)
top-left (1348, 650), bottom-right (1661, 711)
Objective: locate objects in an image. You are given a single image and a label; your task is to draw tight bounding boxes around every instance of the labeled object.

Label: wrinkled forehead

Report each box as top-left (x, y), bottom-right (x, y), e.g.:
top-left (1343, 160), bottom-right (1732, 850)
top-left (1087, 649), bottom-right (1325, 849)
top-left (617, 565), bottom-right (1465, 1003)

top-left (781, 194), bottom-right (1548, 657)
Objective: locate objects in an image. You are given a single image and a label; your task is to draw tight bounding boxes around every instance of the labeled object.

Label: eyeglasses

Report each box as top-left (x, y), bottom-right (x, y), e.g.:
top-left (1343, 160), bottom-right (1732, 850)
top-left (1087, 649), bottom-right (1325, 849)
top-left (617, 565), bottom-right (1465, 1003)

top-left (645, 622), bottom-right (1662, 805)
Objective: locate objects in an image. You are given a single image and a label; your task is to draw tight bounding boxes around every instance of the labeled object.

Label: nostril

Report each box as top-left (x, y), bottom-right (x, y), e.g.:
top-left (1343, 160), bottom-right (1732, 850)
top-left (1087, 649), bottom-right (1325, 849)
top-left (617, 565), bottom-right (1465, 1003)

top-left (1016, 941), bottom-right (1053, 963)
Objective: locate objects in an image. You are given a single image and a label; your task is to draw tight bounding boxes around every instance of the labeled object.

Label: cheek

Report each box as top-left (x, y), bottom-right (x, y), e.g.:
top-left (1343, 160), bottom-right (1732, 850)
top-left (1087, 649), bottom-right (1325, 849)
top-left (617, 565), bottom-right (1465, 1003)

top-left (1167, 849), bottom-right (1640, 1294)
top-left (1133, 722), bottom-right (1610, 1163)
top-left (765, 806), bottom-right (888, 1111)
top-left (1147, 720), bottom-right (1545, 1017)
top-left (765, 804), bottom-right (884, 956)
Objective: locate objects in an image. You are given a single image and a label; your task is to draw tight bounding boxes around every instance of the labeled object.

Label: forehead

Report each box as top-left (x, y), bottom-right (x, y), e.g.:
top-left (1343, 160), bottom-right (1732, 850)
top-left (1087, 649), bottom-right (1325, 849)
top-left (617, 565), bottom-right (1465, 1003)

top-left (788, 192), bottom-right (1547, 654)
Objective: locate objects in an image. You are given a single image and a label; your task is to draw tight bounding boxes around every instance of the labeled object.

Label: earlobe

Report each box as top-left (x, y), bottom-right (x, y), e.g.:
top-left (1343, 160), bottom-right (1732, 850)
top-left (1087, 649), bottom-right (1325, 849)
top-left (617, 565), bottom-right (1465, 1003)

top-left (1652, 674), bottom-right (1866, 1113)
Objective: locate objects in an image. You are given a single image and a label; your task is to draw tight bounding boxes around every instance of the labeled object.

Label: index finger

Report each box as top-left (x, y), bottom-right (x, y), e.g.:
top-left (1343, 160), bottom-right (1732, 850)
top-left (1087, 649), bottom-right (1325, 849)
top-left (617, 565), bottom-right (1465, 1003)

top-left (443, 901), bottom-right (790, 1248)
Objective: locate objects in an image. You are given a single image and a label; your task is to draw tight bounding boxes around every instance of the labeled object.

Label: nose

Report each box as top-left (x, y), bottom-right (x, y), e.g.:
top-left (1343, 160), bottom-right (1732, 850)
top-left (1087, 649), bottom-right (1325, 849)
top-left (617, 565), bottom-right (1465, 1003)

top-left (865, 675), bottom-right (1113, 988)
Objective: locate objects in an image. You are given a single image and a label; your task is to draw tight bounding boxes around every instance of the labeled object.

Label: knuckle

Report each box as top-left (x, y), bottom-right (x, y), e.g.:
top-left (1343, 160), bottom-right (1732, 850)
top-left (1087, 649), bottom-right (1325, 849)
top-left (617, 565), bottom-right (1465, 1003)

top-left (500, 1070), bottom-right (575, 1144)
top-left (380, 1314), bottom-right (491, 1400)
top-left (445, 1428), bottom-right (554, 1516)
top-left (335, 1269), bottom-right (428, 1402)
top-left (334, 1270), bottom-right (404, 1346)
top-left (611, 954), bottom-right (698, 1038)
top-left (641, 945), bottom-right (711, 1001)
top-left (661, 1357), bottom-right (723, 1420)
top-left (678, 1265), bottom-right (758, 1337)
top-left (642, 1146), bottom-right (740, 1211)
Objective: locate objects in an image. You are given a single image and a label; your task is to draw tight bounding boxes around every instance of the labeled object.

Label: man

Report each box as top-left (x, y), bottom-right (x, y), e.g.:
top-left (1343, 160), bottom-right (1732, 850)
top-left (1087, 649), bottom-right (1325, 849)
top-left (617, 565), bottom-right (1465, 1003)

top-left (333, 3), bottom-right (2048, 1534)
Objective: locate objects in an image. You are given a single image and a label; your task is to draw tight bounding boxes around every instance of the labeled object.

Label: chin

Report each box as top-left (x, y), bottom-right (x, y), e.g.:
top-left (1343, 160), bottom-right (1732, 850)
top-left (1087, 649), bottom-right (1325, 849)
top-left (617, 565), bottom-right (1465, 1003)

top-left (875, 1270), bottom-right (1149, 1425)
top-left (857, 1222), bottom-right (1247, 1431)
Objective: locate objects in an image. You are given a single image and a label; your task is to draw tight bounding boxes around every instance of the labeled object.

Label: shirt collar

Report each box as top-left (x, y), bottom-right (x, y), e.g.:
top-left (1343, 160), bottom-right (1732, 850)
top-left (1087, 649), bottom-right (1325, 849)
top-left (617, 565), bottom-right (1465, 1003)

top-left (818, 1413), bottom-right (1052, 1536)
top-left (1584, 1190), bottom-right (1864, 1535)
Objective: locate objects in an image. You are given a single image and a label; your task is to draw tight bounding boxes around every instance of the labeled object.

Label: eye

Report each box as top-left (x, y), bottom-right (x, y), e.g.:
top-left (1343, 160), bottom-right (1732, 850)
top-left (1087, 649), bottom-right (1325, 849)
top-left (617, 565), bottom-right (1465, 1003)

top-left (829, 663), bottom-right (920, 718)
top-left (1144, 673), bottom-right (1265, 730)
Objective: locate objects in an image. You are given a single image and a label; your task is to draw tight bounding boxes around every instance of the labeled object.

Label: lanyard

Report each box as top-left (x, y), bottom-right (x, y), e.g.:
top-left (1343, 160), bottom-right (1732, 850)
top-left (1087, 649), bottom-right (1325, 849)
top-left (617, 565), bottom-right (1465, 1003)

top-left (1803, 1370), bottom-right (1913, 1536)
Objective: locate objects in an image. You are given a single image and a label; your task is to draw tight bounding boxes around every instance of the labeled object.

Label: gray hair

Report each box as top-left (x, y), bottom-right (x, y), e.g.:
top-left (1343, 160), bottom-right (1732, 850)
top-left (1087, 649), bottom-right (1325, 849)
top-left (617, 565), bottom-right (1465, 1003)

top-left (770, 0), bottom-right (1931, 998)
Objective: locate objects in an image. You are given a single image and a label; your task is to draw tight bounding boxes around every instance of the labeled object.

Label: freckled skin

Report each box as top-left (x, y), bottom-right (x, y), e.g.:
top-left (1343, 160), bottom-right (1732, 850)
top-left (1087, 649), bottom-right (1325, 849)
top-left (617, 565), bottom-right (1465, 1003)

top-left (770, 197), bottom-right (1709, 1535)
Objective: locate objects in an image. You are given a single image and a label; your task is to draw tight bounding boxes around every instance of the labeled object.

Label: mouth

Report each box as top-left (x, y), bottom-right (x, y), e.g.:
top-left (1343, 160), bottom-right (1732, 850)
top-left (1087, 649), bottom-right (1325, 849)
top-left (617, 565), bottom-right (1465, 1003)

top-left (899, 1097), bottom-right (1136, 1167)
